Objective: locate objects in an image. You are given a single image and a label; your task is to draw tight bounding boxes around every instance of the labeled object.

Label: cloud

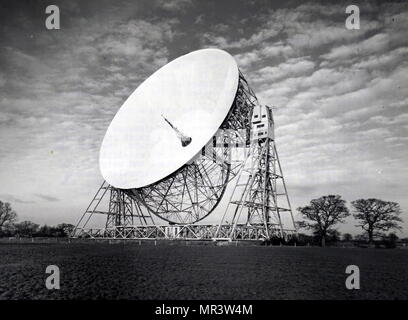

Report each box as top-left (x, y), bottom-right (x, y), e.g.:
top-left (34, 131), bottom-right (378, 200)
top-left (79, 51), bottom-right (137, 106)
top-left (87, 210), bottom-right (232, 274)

top-left (201, 20), bottom-right (282, 49)
top-left (96, 19), bottom-right (176, 59)
top-left (155, 0), bottom-right (193, 12)
top-left (240, 4), bottom-right (408, 234)
top-left (0, 194), bottom-right (35, 204)
top-left (0, 0), bottom-right (407, 235)
top-left (370, 113), bottom-right (408, 126)
top-left (0, 73), bottom-right (6, 87)
top-left (321, 33), bottom-right (390, 61)
top-left (201, 2), bottom-right (380, 53)
top-left (34, 194), bottom-right (60, 202)
top-left (234, 42), bottom-right (295, 70)
top-left (0, 1), bottom-right (181, 225)
top-left (252, 57), bottom-right (315, 83)
top-left (352, 47), bottom-right (408, 70)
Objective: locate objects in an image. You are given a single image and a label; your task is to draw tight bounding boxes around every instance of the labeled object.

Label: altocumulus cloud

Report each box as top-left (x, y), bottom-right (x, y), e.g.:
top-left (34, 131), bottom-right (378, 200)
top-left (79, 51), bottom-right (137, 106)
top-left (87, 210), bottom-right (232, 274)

top-left (0, 0), bottom-right (407, 235)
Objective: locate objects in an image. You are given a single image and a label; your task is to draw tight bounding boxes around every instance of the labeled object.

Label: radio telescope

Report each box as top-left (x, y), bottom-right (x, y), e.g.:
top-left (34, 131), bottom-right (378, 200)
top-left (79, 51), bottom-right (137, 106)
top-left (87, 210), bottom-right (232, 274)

top-left (72, 49), bottom-right (297, 241)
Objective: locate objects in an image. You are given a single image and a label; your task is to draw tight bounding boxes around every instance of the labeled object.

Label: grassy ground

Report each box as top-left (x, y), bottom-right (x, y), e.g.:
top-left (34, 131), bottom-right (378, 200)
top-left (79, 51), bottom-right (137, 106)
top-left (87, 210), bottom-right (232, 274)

top-left (0, 242), bottom-right (407, 300)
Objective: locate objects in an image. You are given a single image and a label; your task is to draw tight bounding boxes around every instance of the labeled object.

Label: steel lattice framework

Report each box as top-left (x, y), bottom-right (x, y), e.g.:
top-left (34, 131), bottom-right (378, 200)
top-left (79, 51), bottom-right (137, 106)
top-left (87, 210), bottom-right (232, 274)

top-left (71, 71), bottom-right (297, 240)
top-left (124, 72), bottom-right (256, 225)
top-left (214, 133), bottom-right (296, 240)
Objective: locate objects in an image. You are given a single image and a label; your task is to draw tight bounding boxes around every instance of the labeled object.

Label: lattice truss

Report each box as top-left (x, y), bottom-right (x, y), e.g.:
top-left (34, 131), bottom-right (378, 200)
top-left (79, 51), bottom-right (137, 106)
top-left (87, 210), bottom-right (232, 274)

top-left (215, 137), bottom-right (296, 240)
top-left (72, 71), bottom-right (297, 239)
top-left (242, 141), bottom-right (290, 229)
top-left (125, 71), bottom-right (257, 224)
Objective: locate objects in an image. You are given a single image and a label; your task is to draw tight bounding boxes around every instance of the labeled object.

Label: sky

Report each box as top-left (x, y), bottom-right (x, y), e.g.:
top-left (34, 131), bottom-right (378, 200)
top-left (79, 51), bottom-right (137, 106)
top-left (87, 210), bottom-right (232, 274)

top-left (0, 0), bottom-right (407, 236)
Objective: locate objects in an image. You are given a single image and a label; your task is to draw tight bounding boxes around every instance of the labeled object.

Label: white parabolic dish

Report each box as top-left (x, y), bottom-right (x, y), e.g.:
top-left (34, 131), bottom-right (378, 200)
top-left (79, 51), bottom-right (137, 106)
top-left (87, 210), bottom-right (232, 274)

top-left (99, 49), bottom-right (239, 189)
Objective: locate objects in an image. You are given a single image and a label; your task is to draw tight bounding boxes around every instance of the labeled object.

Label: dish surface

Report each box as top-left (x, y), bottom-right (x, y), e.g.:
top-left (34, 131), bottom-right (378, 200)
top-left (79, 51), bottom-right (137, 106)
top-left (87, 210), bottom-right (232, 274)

top-left (99, 48), bottom-right (239, 189)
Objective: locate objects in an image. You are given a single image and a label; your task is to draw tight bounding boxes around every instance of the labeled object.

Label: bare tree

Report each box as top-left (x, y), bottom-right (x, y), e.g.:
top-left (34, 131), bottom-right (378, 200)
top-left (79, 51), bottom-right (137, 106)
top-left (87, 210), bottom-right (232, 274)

top-left (297, 195), bottom-right (350, 247)
top-left (342, 233), bottom-right (353, 242)
top-left (14, 221), bottom-right (39, 238)
top-left (56, 223), bottom-right (75, 237)
top-left (351, 198), bottom-right (402, 244)
top-left (0, 201), bottom-right (17, 230)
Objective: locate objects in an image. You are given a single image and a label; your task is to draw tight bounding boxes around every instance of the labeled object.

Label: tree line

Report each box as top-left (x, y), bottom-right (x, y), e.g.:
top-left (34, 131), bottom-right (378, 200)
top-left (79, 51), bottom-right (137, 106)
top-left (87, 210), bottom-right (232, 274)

top-left (0, 201), bottom-right (74, 238)
top-left (297, 195), bottom-right (403, 247)
top-left (0, 196), bottom-right (404, 244)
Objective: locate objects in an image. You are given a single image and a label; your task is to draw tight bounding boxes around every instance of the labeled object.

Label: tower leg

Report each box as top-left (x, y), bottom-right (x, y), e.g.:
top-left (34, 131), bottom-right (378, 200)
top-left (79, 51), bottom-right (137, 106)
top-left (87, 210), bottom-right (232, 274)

top-left (214, 105), bottom-right (296, 241)
top-left (71, 182), bottom-right (155, 239)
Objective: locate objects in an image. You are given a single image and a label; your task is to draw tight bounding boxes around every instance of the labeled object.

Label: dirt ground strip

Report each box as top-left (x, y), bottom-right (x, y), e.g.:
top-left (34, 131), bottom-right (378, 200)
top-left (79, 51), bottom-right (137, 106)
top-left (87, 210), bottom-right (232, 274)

top-left (0, 242), bottom-right (407, 300)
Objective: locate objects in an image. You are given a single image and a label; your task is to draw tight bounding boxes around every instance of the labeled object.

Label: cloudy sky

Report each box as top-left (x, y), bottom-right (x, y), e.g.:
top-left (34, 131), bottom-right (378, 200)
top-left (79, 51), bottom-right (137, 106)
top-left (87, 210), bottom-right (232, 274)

top-left (0, 0), bottom-right (407, 236)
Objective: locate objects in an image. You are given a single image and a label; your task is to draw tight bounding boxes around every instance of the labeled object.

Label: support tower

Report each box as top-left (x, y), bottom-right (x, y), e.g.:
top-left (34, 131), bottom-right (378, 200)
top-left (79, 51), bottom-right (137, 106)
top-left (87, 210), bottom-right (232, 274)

top-left (215, 105), bottom-right (296, 241)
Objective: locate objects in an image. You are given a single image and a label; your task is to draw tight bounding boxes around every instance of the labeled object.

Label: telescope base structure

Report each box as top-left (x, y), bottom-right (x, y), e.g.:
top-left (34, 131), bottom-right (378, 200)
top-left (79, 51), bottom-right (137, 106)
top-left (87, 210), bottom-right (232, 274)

top-left (71, 182), bottom-right (155, 238)
top-left (72, 223), bottom-right (296, 241)
top-left (214, 105), bottom-right (297, 241)
top-left (212, 143), bottom-right (297, 241)
top-left (72, 167), bottom-right (297, 241)
top-left (72, 77), bottom-right (297, 241)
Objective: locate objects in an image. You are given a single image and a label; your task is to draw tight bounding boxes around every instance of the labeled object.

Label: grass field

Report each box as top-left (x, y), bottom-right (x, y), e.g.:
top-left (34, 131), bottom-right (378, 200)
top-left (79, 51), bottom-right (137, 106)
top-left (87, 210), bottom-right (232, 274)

top-left (0, 242), bottom-right (407, 300)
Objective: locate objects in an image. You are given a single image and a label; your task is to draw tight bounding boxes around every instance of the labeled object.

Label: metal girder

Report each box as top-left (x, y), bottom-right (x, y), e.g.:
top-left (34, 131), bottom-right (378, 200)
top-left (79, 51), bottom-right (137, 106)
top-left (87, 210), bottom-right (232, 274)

top-left (124, 72), bottom-right (256, 225)
top-left (72, 223), bottom-right (297, 240)
top-left (72, 71), bottom-right (297, 241)
top-left (214, 106), bottom-right (297, 241)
